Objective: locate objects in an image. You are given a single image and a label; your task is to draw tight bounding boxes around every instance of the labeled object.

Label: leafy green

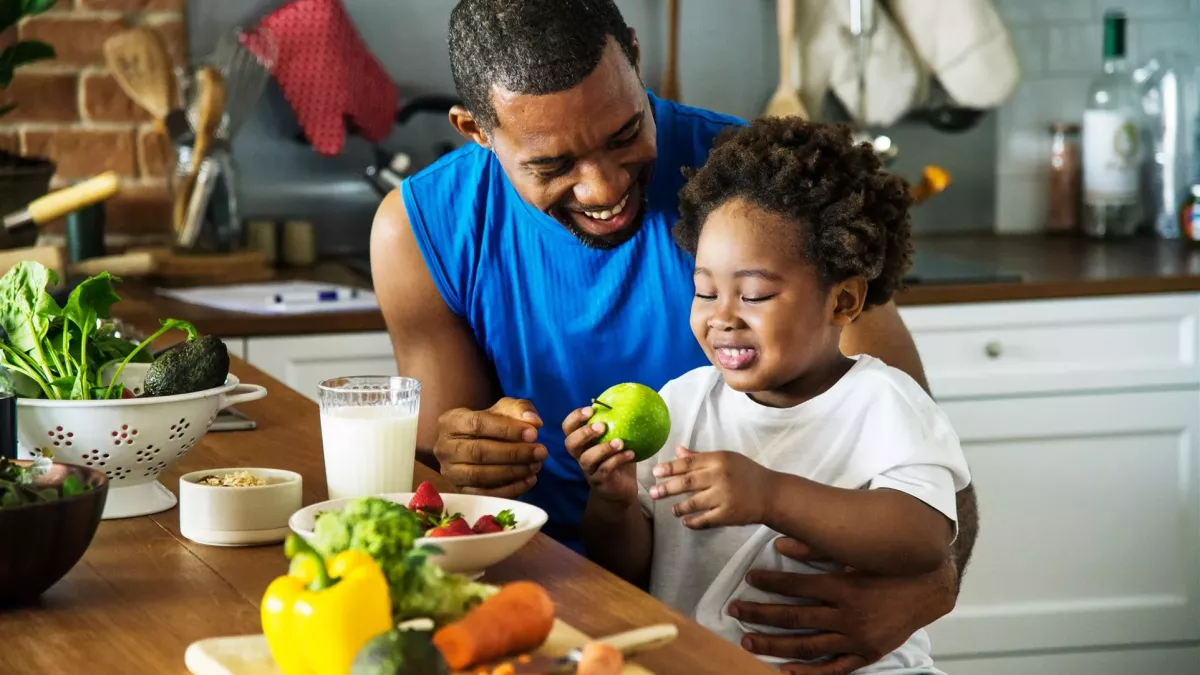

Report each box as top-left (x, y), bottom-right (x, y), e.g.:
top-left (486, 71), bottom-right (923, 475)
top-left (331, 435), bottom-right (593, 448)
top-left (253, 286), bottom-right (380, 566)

top-left (309, 497), bottom-right (495, 625)
top-left (0, 262), bottom-right (197, 400)
top-left (0, 457), bottom-right (92, 509)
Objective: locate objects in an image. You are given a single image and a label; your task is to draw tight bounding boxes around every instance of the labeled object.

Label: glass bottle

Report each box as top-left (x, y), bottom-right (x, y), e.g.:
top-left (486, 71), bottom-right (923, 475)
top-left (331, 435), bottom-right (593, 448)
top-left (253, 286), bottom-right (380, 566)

top-left (1047, 122), bottom-right (1081, 234)
top-left (1, 364), bottom-right (15, 461)
top-left (1082, 10), bottom-right (1144, 237)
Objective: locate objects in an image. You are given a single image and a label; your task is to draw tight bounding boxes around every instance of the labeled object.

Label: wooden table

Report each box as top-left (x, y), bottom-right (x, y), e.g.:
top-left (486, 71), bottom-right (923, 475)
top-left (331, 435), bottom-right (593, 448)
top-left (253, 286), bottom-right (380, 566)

top-left (0, 359), bottom-right (774, 675)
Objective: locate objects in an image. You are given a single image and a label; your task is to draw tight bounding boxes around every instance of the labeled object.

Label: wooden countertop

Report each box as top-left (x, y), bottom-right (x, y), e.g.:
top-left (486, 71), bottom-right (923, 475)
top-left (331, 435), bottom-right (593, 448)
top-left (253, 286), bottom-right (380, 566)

top-left (108, 235), bottom-right (1200, 339)
top-left (0, 359), bottom-right (774, 675)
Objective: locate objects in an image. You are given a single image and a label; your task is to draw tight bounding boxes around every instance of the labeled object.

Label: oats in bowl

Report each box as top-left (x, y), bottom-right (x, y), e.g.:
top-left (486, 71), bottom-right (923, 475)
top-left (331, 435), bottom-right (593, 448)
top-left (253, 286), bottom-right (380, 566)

top-left (196, 471), bottom-right (268, 488)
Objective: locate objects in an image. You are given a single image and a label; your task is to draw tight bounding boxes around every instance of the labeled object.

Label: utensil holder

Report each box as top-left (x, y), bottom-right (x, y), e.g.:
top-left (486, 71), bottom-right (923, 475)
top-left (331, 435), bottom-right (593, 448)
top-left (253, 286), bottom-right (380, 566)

top-left (168, 140), bottom-right (244, 253)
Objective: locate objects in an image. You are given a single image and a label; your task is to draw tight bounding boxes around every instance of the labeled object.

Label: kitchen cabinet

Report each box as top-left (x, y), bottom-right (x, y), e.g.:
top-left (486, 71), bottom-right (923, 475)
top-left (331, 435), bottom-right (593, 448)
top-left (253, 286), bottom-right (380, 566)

top-left (241, 332), bottom-right (396, 402)
top-left (899, 293), bottom-right (1200, 673)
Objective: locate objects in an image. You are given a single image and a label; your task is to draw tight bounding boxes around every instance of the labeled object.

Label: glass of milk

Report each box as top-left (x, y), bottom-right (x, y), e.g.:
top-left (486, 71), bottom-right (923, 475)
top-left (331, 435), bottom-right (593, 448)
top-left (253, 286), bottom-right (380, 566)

top-left (317, 376), bottom-right (421, 500)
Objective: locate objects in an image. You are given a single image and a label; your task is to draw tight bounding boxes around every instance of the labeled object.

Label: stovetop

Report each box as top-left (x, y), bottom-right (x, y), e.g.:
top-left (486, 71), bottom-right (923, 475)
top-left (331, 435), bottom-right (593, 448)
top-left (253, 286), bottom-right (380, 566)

top-left (340, 250), bottom-right (1022, 288)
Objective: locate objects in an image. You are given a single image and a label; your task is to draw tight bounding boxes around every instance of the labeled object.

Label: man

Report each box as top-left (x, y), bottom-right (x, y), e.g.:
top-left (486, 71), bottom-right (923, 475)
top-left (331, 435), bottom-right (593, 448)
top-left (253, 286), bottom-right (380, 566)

top-left (371, 1), bottom-right (979, 673)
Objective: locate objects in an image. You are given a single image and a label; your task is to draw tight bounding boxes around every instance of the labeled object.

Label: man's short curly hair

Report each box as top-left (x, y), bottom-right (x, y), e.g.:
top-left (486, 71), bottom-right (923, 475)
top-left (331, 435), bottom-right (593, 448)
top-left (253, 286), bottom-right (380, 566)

top-left (675, 117), bottom-right (913, 310)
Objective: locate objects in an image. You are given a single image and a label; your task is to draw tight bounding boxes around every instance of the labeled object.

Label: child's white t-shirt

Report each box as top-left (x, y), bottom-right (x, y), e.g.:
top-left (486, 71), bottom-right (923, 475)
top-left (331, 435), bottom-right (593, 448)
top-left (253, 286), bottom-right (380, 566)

top-left (636, 355), bottom-right (971, 673)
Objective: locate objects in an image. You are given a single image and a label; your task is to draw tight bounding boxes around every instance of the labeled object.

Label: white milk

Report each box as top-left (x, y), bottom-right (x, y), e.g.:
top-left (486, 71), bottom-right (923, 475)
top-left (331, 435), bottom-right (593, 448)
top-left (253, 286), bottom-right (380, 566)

top-left (319, 405), bottom-right (418, 500)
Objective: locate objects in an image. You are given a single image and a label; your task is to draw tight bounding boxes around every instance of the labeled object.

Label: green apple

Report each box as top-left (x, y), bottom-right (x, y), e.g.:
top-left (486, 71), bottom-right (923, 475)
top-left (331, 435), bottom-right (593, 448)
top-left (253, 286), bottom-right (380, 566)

top-left (587, 382), bottom-right (671, 463)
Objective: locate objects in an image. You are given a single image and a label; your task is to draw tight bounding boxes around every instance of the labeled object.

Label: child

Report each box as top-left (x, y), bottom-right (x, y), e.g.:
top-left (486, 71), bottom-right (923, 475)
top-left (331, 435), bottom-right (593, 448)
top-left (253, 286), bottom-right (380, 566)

top-left (562, 117), bottom-right (971, 673)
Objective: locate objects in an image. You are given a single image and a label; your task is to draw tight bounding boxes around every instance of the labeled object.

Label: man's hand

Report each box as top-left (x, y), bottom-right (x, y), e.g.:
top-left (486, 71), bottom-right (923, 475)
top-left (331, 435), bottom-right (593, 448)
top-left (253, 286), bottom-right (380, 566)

top-left (563, 406), bottom-right (639, 505)
top-left (433, 397), bottom-right (549, 498)
top-left (649, 447), bottom-right (777, 529)
top-left (728, 538), bottom-right (956, 675)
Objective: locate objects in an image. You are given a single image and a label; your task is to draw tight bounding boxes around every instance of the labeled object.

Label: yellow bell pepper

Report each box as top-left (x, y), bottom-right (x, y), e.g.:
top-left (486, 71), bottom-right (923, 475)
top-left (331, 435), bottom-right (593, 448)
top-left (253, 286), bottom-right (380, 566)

top-left (261, 534), bottom-right (393, 675)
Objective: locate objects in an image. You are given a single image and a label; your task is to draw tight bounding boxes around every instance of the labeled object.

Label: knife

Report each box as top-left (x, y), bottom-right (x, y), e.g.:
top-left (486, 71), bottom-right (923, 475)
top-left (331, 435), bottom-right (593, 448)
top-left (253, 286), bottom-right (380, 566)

top-left (2, 172), bottom-right (122, 245)
top-left (500, 623), bottom-right (678, 675)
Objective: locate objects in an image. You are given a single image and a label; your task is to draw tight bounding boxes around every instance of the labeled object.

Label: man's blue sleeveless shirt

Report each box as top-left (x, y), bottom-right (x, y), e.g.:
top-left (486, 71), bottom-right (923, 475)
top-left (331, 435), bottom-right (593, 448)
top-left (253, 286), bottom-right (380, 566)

top-left (402, 92), bottom-right (743, 552)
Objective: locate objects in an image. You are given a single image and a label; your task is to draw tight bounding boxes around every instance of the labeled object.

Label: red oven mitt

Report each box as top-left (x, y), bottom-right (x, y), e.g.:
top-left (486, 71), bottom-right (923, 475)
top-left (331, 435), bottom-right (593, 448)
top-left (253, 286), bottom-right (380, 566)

top-left (247, 0), bottom-right (398, 156)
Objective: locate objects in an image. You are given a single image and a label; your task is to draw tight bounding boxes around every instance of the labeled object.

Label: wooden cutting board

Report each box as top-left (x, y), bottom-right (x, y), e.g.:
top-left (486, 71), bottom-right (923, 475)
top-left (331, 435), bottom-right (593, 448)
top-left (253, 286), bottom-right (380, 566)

top-left (183, 620), bottom-right (657, 675)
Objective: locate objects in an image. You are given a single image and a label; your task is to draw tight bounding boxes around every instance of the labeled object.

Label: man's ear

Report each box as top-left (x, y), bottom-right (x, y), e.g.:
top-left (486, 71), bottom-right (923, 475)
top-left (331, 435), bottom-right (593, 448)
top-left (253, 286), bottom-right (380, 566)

top-left (830, 277), bottom-right (868, 327)
top-left (449, 105), bottom-right (490, 148)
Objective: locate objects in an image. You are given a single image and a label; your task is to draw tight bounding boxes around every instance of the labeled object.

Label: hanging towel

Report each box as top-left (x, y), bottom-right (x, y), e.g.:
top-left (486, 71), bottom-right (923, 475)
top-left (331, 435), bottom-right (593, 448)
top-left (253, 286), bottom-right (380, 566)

top-left (886, 0), bottom-right (1020, 109)
top-left (249, 0), bottom-right (398, 156)
top-left (797, 0), bottom-right (925, 127)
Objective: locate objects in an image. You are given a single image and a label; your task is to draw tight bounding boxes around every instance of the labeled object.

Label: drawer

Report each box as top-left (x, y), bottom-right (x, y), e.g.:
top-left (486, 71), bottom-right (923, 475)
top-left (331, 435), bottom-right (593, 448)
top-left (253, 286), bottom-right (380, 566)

top-left (898, 293), bottom-right (1200, 398)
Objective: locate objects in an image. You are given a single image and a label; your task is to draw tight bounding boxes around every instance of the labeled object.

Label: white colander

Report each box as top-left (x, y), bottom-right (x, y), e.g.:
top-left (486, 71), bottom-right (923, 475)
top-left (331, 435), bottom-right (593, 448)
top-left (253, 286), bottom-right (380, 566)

top-left (15, 363), bottom-right (267, 519)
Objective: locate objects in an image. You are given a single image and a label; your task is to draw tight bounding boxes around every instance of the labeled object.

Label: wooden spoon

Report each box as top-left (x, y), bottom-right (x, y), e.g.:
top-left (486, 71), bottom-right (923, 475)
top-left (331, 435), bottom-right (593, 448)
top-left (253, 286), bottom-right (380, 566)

top-left (172, 66), bottom-right (225, 234)
top-left (103, 28), bottom-right (174, 132)
top-left (660, 0), bottom-right (681, 101)
top-left (763, 0), bottom-right (809, 119)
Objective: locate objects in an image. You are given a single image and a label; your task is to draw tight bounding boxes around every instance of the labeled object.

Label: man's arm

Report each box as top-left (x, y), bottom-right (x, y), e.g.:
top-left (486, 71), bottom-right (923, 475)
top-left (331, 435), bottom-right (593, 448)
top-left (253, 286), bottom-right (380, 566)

top-left (841, 300), bottom-right (978, 587)
top-left (370, 190), bottom-right (499, 463)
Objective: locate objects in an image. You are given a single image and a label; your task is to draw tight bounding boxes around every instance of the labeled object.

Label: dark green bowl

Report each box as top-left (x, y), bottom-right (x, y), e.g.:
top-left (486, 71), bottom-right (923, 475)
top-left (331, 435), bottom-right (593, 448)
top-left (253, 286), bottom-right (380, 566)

top-left (0, 460), bottom-right (109, 607)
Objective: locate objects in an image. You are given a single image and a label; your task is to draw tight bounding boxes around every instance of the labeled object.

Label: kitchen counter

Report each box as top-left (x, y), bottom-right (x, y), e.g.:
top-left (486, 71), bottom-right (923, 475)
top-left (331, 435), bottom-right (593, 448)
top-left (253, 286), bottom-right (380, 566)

top-left (0, 358), bottom-right (774, 675)
top-left (108, 235), bottom-right (1200, 339)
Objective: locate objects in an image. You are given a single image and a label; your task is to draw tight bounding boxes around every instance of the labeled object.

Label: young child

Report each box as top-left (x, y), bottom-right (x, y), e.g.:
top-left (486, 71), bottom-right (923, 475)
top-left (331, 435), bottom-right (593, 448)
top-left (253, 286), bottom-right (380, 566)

top-left (562, 117), bottom-right (971, 673)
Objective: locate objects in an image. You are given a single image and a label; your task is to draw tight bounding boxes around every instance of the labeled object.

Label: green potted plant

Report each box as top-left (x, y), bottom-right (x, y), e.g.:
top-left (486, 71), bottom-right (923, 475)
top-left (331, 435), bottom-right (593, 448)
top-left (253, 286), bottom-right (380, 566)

top-left (0, 0), bottom-right (58, 249)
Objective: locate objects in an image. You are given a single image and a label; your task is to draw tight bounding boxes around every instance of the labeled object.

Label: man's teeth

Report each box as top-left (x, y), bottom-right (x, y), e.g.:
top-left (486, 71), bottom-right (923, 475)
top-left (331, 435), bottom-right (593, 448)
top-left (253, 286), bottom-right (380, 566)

top-left (719, 348), bottom-right (752, 357)
top-left (584, 194), bottom-right (629, 221)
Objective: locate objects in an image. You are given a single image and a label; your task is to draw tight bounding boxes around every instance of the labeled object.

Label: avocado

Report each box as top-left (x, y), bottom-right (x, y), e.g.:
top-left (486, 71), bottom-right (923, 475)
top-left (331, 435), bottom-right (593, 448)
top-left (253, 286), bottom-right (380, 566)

top-left (351, 628), bottom-right (448, 675)
top-left (142, 335), bottom-right (230, 397)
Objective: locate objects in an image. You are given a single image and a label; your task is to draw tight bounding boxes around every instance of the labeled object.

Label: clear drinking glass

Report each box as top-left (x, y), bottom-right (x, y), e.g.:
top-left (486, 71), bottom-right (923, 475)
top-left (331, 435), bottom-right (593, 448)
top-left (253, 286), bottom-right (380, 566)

top-left (317, 376), bottom-right (422, 500)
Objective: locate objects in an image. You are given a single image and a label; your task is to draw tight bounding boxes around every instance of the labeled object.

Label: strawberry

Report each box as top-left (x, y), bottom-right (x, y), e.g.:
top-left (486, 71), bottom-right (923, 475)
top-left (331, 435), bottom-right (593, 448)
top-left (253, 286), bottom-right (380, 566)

top-left (121, 388), bottom-right (136, 399)
top-left (408, 481), bottom-right (444, 516)
top-left (472, 509), bottom-right (518, 534)
top-left (427, 516), bottom-right (474, 538)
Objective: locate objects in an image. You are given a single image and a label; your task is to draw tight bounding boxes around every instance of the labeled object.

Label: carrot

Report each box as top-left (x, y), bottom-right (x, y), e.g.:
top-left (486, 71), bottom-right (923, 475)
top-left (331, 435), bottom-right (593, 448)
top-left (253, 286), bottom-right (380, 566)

top-left (577, 642), bottom-right (624, 675)
top-left (432, 581), bottom-right (556, 670)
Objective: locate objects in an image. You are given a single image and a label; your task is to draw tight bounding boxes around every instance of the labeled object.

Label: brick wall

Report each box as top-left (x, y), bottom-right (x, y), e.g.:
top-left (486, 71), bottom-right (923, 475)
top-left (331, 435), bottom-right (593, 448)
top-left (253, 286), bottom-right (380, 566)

top-left (993, 0), bottom-right (1200, 233)
top-left (0, 0), bottom-right (187, 242)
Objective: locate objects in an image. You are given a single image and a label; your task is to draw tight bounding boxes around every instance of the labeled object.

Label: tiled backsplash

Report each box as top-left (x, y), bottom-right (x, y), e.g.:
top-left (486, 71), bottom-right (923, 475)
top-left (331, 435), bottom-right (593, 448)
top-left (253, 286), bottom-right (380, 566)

top-left (993, 0), bottom-right (1200, 233)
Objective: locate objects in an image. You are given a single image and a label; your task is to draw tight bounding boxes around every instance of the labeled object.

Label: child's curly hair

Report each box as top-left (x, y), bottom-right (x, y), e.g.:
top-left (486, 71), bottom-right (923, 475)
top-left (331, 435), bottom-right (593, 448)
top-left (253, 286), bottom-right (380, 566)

top-left (674, 117), bottom-right (913, 310)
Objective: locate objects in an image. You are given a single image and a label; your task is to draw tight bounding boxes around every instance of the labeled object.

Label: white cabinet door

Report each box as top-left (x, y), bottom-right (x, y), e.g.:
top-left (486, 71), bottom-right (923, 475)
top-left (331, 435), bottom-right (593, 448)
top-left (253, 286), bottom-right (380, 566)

top-left (936, 644), bottom-right (1200, 675)
top-left (926, 389), bottom-right (1200, 659)
top-left (244, 332), bottom-right (397, 402)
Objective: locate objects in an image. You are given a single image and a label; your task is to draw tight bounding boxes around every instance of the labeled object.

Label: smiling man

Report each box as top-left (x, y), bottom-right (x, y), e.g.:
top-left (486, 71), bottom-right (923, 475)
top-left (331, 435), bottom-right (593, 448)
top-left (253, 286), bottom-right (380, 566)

top-left (370, 1), bottom-right (978, 673)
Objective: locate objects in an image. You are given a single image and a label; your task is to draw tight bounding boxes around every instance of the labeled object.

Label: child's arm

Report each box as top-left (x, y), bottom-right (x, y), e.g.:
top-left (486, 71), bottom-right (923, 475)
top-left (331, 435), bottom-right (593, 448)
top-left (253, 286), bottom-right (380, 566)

top-left (581, 492), bottom-right (654, 586)
top-left (563, 406), bottom-right (654, 585)
top-left (764, 473), bottom-right (953, 576)
top-left (650, 447), bottom-right (954, 576)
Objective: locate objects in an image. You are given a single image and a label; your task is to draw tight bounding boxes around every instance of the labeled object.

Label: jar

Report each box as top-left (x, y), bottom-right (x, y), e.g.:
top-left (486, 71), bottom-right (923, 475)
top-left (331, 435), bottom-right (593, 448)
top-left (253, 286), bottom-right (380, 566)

top-left (1047, 122), bottom-right (1082, 234)
top-left (1179, 185), bottom-right (1200, 242)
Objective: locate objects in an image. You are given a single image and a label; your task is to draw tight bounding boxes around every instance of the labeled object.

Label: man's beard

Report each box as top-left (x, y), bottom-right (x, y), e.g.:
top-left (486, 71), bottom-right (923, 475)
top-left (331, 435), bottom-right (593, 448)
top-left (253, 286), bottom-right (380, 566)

top-left (551, 165), bottom-right (654, 250)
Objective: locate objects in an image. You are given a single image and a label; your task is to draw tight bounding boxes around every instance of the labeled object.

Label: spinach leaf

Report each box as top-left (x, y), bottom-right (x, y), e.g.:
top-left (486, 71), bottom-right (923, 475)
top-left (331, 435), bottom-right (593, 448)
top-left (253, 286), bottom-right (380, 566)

top-left (0, 262), bottom-right (61, 383)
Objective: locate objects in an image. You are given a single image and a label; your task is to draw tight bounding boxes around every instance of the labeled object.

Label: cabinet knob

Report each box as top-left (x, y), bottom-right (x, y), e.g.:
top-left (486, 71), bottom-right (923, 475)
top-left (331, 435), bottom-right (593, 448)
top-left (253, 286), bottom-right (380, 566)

top-left (984, 341), bottom-right (1003, 359)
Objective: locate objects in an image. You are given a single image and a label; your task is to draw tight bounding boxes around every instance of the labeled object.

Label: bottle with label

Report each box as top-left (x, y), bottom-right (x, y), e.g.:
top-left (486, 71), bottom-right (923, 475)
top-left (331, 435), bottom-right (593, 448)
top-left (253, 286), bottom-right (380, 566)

top-left (1082, 10), bottom-right (1144, 238)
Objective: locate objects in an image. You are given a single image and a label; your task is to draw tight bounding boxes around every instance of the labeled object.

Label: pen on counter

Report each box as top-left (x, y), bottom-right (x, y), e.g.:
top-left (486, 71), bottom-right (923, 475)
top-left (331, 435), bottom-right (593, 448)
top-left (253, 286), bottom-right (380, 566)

top-left (268, 288), bottom-right (360, 305)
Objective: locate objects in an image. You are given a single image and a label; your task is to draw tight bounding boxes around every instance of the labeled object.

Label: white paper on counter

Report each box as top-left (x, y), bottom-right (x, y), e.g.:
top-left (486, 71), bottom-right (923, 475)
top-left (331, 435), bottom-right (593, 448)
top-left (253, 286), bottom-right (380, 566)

top-left (157, 281), bottom-right (379, 315)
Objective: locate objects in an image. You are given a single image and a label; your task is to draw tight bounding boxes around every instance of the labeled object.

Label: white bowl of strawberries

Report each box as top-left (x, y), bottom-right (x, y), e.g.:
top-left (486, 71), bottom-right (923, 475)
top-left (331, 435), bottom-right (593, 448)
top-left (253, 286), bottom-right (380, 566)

top-left (287, 482), bottom-right (548, 577)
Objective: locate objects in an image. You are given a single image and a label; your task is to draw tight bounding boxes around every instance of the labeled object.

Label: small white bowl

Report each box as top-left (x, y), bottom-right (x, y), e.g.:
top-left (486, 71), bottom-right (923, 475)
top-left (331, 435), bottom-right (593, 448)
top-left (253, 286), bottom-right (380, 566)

top-left (288, 492), bottom-right (547, 577)
top-left (179, 468), bottom-right (303, 547)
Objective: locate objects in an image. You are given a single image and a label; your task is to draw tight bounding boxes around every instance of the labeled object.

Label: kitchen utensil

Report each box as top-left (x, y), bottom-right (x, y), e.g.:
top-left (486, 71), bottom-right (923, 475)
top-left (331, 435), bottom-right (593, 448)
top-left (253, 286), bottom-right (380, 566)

top-left (173, 66), bottom-right (225, 235)
top-left (763, 0), bottom-right (808, 119)
top-left (289, 491), bottom-right (549, 577)
top-left (1, 172), bottom-right (121, 247)
top-left (15, 362), bottom-right (267, 519)
top-left (0, 460), bottom-right (108, 608)
top-left (908, 165), bottom-right (952, 205)
top-left (661, 0), bottom-right (681, 102)
top-left (500, 624), bottom-right (679, 675)
top-left (178, 155), bottom-right (222, 248)
top-left (198, 26), bottom-right (278, 142)
top-left (362, 94), bottom-right (462, 197)
top-left (103, 27), bottom-right (174, 132)
top-left (178, 468), bottom-right (302, 547)
top-left (848, 0), bottom-right (897, 164)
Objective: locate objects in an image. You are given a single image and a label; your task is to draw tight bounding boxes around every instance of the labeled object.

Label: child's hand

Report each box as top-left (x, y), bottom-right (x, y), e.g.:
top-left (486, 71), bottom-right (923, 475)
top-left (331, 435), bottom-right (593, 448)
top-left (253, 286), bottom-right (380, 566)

top-left (649, 446), bottom-right (778, 529)
top-left (563, 406), bottom-right (639, 505)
